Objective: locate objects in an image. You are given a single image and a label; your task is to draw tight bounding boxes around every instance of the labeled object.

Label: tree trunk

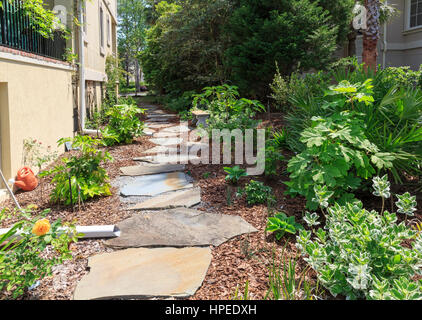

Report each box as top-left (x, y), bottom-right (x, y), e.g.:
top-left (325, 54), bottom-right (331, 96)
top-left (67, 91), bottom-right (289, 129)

top-left (363, 0), bottom-right (381, 73)
top-left (135, 59), bottom-right (141, 96)
top-left (126, 54), bottom-right (130, 88)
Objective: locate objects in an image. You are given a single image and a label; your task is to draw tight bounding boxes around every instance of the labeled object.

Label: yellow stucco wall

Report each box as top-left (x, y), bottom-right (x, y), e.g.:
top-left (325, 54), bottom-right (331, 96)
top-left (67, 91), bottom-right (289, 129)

top-left (84, 0), bottom-right (118, 75)
top-left (0, 57), bottom-right (75, 182)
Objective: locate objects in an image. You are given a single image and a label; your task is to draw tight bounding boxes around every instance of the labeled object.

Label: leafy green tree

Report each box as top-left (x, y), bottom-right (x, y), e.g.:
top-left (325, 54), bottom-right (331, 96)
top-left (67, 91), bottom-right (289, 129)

top-left (224, 0), bottom-right (354, 98)
top-left (118, 0), bottom-right (148, 91)
top-left (141, 0), bottom-right (234, 95)
top-left (139, 0), bottom-right (356, 99)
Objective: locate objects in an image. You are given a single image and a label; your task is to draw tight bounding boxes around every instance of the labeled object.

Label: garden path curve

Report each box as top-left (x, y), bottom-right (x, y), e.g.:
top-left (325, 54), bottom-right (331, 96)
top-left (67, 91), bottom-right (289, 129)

top-left (73, 102), bottom-right (257, 300)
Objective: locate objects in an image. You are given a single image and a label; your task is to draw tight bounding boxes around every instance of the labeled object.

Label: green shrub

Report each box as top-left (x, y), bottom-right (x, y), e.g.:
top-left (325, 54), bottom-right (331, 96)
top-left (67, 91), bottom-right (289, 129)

top-left (167, 91), bottom-right (196, 113)
top-left (270, 67), bottom-right (289, 111)
top-left (41, 136), bottom-right (112, 205)
top-left (179, 110), bottom-right (193, 121)
top-left (377, 66), bottom-right (422, 92)
top-left (192, 84), bottom-right (265, 132)
top-left (0, 206), bottom-right (79, 298)
top-left (285, 73), bottom-right (422, 207)
top-left (266, 212), bottom-right (303, 240)
top-left (297, 177), bottom-right (422, 300)
top-left (243, 180), bottom-right (275, 206)
top-left (101, 104), bottom-right (145, 146)
top-left (117, 96), bottom-right (137, 106)
top-left (104, 55), bottom-right (123, 110)
top-left (285, 110), bottom-right (393, 210)
top-left (260, 128), bottom-right (286, 178)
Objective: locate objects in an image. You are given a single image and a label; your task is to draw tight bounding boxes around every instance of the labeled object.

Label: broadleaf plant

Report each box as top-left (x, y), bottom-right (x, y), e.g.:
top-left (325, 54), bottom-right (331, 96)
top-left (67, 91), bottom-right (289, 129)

top-left (266, 212), bottom-right (304, 240)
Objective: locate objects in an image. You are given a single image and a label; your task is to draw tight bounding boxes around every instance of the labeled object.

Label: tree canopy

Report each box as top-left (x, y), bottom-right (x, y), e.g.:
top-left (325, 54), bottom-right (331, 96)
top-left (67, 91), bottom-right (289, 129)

top-left (138, 0), bottom-right (356, 99)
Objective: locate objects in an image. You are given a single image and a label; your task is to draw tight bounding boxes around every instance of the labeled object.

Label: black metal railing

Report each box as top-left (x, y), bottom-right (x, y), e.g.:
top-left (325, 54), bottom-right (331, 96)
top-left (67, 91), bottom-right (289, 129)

top-left (0, 0), bottom-right (66, 60)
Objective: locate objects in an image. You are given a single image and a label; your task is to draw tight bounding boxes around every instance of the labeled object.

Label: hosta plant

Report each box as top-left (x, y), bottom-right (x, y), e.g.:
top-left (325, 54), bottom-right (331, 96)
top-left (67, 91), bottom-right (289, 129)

top-left (266, 212), bottom-right (303, 240)
top-left (101, 104), bottom-right (145, 146)
top-left (224, 166), bottom-right (247, 185)
top-left (296, 178), bottom-right (422, 300)
top-left (41, 135), bottom-right (112, 205)
top-left (0, 206), bottom-right (79, 299)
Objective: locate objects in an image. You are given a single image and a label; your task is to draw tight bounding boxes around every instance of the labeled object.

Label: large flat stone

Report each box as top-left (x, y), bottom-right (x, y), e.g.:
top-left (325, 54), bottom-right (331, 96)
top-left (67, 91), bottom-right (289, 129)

top-left (129, 187), bottom-right (201, 210)
top-left (120, 172), bottom-right (193, 197)
top-left (106, 208), bottom-right (258, 248)
top-left (134, 154), bottom-right (202, 164)
top-left (148, 117), bottom-right (174, 123)
top-left (120, 164), bottom-right (185, 176)
top-left (73, 247), bottom-right (211, 300)
top-left (147, 109), bottom-right (167, 115)
top-left (147, 114), bottom-right (176, 119)
top-left (161, 125), bottom-right (190, 133)
top-left (150, 137), bottom-right (183, 146)
top-left (143, 146), bottom-right (178, 155)
top-left (145, 123), bottom-right (172, 129)
top-left (153, 131), bottom-right (181, 138)
top-left (143, 128), bottom-right (155, 136)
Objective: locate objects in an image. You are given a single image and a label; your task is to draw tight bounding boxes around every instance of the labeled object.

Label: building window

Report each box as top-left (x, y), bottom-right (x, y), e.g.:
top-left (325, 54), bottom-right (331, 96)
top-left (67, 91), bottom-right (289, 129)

top-left (107, 14), bottom-right (111, 46)
top-left (100, 6), bottom-right (104, 49)
top-left (410, 0), bottom-right (422, 28)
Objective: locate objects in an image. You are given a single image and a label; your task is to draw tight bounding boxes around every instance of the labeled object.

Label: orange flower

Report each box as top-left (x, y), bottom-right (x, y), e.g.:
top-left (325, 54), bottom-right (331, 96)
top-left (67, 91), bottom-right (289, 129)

top-left (32, 219), bottom-right (50, 236)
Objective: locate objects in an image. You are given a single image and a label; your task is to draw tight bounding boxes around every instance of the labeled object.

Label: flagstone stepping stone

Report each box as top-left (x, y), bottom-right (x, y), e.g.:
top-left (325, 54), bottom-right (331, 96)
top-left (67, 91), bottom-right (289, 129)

top-left (73, 247), bottom-right (211, 300)
top-left (128, 187), bottom-right (201, 210)
top-left (106, 208), bottom-right (258, 248)
top-left (134, 154), bottom-right (202, 164)
top-left (143, 146), bottom-right (178, 155)
top-left (146, 123), bottom-right (172, 129)
top-left (147, 114), bottom-right (176, 119)
top-left (133, 156), bottom-right (160, 163)
top-left (148, 117), bottom-right (174, 122)
top-left (153, 131), bottom-right (181, 138)
top-left (150, 137), bottom-right (183, 146)
top-left (162, 125), bottom-right (190, 133)
top-left (143, 128), bottom-right (155, 136)
top-left (147, 109), bottom-right (167, 115)
top-left (120, 172), bottom-right (193, 197)
top-left (179, 142), bottom-right (209, 149)
top-left (120, 164), bottom-right (185, 176)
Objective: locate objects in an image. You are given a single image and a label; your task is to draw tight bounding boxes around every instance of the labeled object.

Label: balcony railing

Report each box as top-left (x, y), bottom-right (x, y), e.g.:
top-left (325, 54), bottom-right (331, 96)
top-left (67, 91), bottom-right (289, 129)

top-left (0, 0), bottom-right (66, 61)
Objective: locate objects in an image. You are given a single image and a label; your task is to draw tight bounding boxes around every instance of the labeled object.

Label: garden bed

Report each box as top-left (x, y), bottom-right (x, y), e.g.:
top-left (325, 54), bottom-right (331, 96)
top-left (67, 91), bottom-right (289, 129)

top-left (1, 99), bottom-right (421, 300)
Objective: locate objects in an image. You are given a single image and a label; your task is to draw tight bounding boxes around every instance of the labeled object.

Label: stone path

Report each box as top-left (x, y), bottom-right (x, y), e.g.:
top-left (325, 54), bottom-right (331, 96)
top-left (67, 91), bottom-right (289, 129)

top-left (74, 102), bottom-right (257, 300)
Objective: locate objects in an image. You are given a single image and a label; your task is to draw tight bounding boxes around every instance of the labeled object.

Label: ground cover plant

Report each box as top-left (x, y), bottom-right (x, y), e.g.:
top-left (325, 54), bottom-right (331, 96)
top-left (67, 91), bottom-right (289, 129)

top-left (40, 135), bottom-right (113, 206)
top-left (297, 176), bottom-right (422, 300)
